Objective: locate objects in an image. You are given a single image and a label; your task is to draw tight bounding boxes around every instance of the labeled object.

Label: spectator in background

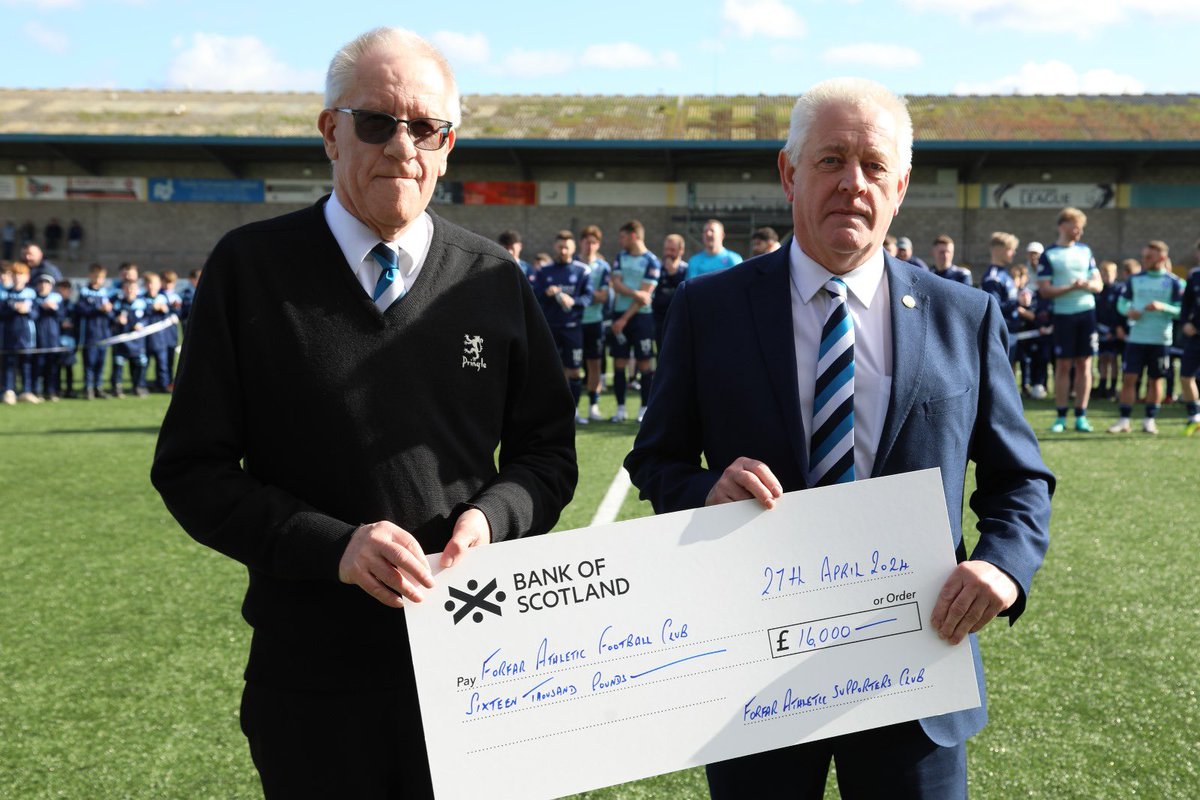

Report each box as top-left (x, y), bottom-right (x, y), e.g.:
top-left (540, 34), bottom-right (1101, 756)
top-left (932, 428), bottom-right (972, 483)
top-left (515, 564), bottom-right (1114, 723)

top-left (2, 220), bottom-right (14, 260)
top-left (1009, 263), bottom-right (1039, 392)
top-left (1037, 207), bottom-right (1102, 433)
top-left (20, 243), bottom-right (63, 284)
top-left (2, 262), bottom-right (40, 405)
top-left (67, 219), bottom-right (84, 262)
top-left (530, 230), bottom-right (592, 424)
top-left (54, 278), bottom-right (78, 398)
top-left (111, 278), bottom-right (150, 398)
top-left (1179, 247), bottom-right (1200, 435)
top-left (1026, 241), bottom-right (1044, 273)
top-left (43, 218), bottom-right (64, 259)
top-left (749, 226), bottom-right (781, 256)
top-left (1108, 240), bottom-right (1183, 435)
top-left (687, 219), bottom-right (743, 278)
top-left (498, 229), bottom-right (533, 281)
top-left (578, 224), bottom-right (611, 422)
top-left (32, 274), bottom-right (64, 401)
top-left (895, 235), bottom-right (930, 271)
top-left (77, 263), bottom-right (114, 400)
top-left (18, 220), bottom-right (35, 247)
top-left (930, 234), bottom-right (973, 285)
top-left (178, 268), bottom-right (201, 326)
top-left (980, 231), bottom-right (1020, 362)
top-left (142, 271), bottom-right (173, 393)
top-left (652, 233), bottom-right (688, 350)
top-left (883, 234), bottom-right (898, 257)
top-left (1094, 260), bottom-right (1123, 399)
top-left (160, 270), bottom-right (183, 384)
top-left (608, 219), bottom-right (660, 423)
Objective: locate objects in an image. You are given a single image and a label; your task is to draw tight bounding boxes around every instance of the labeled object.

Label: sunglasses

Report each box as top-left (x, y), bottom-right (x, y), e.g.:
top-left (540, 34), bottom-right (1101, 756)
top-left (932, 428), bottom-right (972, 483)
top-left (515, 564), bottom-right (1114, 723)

top-left (333, 108), bottom-right (453, 150)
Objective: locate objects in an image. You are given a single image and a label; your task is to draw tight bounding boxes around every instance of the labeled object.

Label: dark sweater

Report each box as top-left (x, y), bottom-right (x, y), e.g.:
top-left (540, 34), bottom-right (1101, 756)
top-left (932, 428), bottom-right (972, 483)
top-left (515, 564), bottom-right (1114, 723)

top-left (151, 201), bottom-right (577, 688)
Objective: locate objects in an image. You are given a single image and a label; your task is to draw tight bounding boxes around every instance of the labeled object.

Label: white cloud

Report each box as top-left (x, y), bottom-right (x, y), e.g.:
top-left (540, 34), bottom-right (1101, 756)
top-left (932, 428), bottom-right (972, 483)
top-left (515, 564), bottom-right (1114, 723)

top-left (166, 33), bottom-right (323, 92)
top-left (723, 0), bottom-right (806, 39)
top-left (431, 31), bottom-right (490, 66)
top-left (821, 43), bottom-right (922, 69)
top-left (493, 48), bottom-right (574, 78)
top-left (23, 20), bottom-right (68, 52)
top-left (904, 0), bottom-right (1200, 36)
top-left (3, 0), bottom-right (80, 8)
top-left (579, 42), bottom-right (678, 70)
top-left (954, 60), bottom-right (1145, 95)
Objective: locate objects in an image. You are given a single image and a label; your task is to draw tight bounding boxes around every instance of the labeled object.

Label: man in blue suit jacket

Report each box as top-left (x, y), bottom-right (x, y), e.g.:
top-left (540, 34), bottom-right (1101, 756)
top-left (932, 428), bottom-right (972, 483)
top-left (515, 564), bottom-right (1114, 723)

top-left (626, 78), bottom-right (1053, 798)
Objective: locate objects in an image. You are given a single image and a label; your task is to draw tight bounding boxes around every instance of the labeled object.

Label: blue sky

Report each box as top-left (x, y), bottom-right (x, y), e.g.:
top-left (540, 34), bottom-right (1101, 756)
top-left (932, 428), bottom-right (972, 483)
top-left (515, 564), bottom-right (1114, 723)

top-left (3, 0), bottom-right (1197, 96)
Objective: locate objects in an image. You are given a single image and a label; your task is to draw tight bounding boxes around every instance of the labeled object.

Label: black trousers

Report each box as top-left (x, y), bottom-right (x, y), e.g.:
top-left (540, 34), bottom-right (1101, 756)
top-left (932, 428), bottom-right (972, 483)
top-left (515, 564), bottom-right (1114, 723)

top-left (706, 720), bottom-right (967, 799)
top-left (240, 682), bottom-right (434, 799)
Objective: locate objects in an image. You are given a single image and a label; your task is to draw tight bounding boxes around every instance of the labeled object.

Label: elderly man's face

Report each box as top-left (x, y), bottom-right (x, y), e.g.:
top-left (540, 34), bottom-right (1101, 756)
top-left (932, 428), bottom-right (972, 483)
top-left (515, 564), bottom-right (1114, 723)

top-left (318, 46), bottom-right (456, 240)
top-left (778, 100), bottom-right (909, 274)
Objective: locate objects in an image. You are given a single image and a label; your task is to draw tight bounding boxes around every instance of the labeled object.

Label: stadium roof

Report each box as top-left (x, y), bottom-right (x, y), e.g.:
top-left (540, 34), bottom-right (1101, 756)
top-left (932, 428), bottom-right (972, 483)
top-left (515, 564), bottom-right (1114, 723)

top-left (3, 89), bottom-right (1199, 176)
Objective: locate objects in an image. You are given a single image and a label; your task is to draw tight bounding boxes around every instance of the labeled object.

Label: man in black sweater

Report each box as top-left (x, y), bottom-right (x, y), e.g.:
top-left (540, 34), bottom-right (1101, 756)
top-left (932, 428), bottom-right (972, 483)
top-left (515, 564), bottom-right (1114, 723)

top-left (151, 27), bottom-right (577, 799)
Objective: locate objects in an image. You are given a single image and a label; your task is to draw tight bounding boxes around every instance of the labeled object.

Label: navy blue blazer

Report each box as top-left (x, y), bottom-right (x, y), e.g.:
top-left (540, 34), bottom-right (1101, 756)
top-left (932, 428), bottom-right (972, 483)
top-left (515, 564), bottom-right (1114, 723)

top-left (626, 242), bottom-right (1054, 746)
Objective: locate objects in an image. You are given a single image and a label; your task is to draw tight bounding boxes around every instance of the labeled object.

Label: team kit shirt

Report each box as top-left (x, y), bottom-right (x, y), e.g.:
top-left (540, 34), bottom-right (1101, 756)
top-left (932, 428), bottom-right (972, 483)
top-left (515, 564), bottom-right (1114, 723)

top-left (1038, 243), bottom-right (1099, 315)
top-left (611, 251), bottom-right (662, 318)
top-left (580, 258), bottom-right (611, 327)
top-left (113, 295), bottom-right (150, 356)
top-left (531, 259), bottom-right (592, 330)
top-left (1, 285), bottom-right (39, 350)
top-left (686, 248), bottom-right (742, 278)
top-left (980, 265), bottom-right (1019, 333)
top-left (1119, 270), bottom-right (1184, 345)
top-left (34, 289), bottom-right (65, 349)
top-left (76, 285), bottom-right (114, 345)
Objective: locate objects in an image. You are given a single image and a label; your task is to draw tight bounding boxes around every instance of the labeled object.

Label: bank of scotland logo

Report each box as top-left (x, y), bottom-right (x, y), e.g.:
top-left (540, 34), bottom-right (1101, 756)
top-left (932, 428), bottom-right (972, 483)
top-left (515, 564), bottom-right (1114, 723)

top-left (444, 578), bottom-right (506, 624)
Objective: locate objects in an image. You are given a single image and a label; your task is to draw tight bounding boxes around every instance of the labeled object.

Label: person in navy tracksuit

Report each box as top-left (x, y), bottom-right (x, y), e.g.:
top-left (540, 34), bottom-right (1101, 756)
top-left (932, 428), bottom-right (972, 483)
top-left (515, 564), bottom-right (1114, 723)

top-left (142, 271), bottom-right (173, 392)
top-left (76, 263), bottom-right (115, 399)
top-left (111, 278), bottom-right (149, 397)
top-left (31, 274), bottom-right (64, 400)
top-left (1, 262), bottom-right (40, 404)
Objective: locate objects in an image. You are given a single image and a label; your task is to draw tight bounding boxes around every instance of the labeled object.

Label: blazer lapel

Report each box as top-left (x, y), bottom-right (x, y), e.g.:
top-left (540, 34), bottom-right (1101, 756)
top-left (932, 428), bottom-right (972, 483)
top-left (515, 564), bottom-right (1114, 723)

top-left (874, 256), bottom-right (928, 475)
top-left (748, 242), bottom-right (809, 480)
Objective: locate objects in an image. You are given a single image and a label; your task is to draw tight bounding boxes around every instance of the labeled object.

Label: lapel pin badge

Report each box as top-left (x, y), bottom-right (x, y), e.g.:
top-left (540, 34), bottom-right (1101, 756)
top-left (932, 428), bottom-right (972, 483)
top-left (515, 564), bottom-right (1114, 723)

top-left (902, 294), bottom-right (917, 309)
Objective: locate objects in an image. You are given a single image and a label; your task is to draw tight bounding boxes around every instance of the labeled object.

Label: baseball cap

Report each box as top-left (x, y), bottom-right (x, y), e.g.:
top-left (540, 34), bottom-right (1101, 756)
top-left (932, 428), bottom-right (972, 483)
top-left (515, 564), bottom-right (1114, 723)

top-left (896, 237), bottom-right (913, 249)
top-left (35, 273), bottom-right (54, 283)
top-left (1026, 242), bottom-right (1044, 254)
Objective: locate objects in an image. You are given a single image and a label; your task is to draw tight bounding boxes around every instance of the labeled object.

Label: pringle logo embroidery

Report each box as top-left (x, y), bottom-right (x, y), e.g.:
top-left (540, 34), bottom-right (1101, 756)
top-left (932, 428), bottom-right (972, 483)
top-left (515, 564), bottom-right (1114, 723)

top-left (462, 334), bottom-right (486, 371)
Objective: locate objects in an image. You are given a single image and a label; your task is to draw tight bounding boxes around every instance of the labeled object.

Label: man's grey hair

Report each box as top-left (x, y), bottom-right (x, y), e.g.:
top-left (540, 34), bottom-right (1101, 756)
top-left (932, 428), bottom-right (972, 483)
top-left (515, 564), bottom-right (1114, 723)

top-left (782, 78), bottom-right (913, 171)
top-left (324, 27), bottom-right (462, 126)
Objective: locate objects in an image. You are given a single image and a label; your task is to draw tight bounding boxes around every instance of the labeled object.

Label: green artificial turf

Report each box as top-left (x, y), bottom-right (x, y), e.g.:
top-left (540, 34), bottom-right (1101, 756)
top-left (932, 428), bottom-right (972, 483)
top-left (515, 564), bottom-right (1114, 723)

top-left (0, 393), bottom-right (1196, 798)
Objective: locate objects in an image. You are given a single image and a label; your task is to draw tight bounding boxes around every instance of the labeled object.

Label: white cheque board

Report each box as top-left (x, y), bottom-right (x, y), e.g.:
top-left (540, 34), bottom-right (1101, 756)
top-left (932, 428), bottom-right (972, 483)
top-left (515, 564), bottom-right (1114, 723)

top-left (405, 469), bottom-right (980, 799)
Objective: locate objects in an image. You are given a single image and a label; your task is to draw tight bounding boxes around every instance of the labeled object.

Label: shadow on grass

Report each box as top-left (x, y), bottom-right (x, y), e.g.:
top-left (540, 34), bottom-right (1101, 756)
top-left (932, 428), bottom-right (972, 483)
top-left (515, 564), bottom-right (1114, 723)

top-left (0, 426), bottom-right (162, 436)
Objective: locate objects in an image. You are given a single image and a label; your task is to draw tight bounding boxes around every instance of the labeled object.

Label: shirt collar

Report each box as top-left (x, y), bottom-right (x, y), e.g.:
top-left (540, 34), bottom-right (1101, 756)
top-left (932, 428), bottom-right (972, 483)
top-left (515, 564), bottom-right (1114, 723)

top-left (788, 237), bottom-right (885, 308)
top-left (324, 191), bottom-right (427, 277)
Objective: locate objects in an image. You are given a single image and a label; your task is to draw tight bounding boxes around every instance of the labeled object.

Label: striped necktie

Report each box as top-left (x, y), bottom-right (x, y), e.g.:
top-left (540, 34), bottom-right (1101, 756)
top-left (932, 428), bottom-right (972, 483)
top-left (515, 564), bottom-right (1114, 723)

top-left (808, 277), bottom-right (855, 487)
top-left (370, 243), bottom-right (403, 304)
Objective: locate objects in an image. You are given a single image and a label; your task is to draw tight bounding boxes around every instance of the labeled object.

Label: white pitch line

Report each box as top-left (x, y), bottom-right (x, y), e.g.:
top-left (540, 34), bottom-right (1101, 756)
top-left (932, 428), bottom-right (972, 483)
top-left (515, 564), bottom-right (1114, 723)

top-left (590, 466), bottom-right (632, 526)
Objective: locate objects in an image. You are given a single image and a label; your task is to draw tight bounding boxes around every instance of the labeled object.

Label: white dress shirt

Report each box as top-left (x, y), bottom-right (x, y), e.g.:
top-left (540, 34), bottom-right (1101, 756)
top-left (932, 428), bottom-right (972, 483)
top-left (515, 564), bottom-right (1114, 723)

top-left (323, 191), bottom-right (433, 310)
top-left (789, 237), bottom-right (893, 480)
